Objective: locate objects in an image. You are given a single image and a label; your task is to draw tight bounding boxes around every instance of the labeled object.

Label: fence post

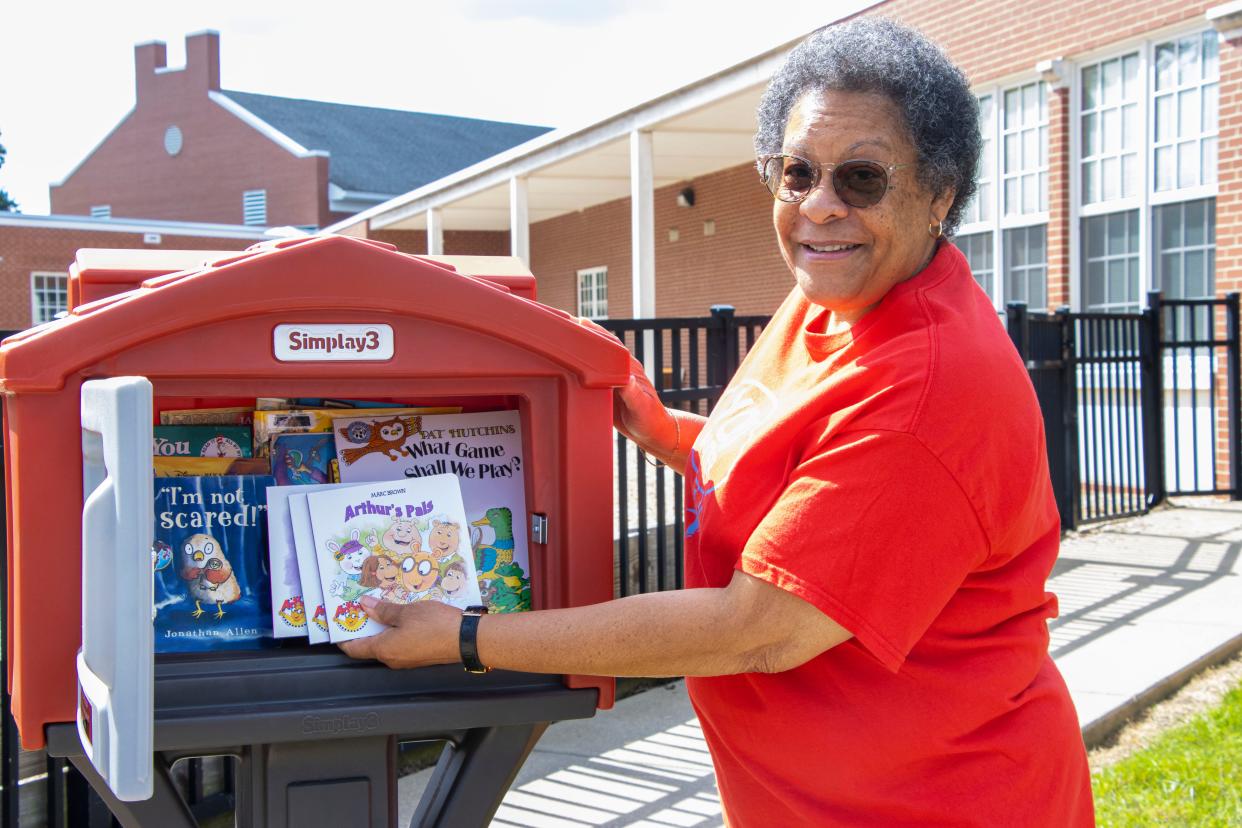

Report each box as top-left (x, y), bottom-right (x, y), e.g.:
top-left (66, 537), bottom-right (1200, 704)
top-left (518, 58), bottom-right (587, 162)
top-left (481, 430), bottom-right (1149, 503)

top-left (1006, 302), bottom-right (1030, 362)
top-left (707, 305), bottom-right (737, 394)
top-left (1059, 307), bottom-right (1079, 531)
top-left (1141, 291), bottom-right (1166, 506)
top-left (1227, 293), bottom-right (1241, 500)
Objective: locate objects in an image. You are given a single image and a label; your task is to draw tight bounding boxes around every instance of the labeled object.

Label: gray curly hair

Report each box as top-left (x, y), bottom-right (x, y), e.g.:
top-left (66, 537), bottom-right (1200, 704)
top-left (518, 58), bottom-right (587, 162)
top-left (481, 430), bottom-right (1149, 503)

top-left (754, 18), bottom-right (980, 236)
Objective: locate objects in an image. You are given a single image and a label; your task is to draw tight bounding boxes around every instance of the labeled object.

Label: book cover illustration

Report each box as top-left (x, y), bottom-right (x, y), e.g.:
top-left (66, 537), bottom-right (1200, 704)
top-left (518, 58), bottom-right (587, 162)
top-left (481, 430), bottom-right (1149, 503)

top-left (153, 425), bottom-right (253, 458)
top-left (253, 406), bottom-right (460, 457)
top-left (152, 475), bottom-right (276, 652)
top-left (154, 457), bottom-right (269, 477)
top-left (271, 433), bottom-right (334, 485)
top-left (288, 493), bottom-right (332, 644)
top-left (265, 486), bottom-right (311, 639)
top-left (335, 409), bottom-right (532, 614)
top-left (159, 407), bottom-right (254, 426)
top-left (306, 476), bottom-right (482, 642)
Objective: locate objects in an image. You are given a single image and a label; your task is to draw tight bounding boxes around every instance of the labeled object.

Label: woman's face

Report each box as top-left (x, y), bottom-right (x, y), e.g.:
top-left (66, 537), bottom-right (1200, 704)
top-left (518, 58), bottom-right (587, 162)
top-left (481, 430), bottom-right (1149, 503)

top-left (773, 90), bottom-right (954, 325)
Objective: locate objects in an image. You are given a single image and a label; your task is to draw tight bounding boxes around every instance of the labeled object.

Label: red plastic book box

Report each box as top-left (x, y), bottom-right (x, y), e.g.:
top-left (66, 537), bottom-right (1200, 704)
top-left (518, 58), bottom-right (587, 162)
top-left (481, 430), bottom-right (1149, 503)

top-left (1, 235), bottom-right (630, 749)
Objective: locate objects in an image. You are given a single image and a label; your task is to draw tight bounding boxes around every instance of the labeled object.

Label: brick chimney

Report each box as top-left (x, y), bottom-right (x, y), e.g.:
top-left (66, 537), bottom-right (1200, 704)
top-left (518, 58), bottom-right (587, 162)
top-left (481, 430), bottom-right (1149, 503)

top-left (185, 30), bottom-right (221, 93)
top-left (133, 31), bottom-right (220, 103)
top-left (134, 40), bottom-right (167, 101)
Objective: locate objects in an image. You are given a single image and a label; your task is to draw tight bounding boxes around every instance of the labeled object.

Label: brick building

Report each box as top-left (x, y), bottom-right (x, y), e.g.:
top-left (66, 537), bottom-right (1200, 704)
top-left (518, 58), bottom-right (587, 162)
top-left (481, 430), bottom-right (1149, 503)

top-left (330, 0), bottom-right (1224, 332)
top-left (48, 31), bottom-right (550, 231)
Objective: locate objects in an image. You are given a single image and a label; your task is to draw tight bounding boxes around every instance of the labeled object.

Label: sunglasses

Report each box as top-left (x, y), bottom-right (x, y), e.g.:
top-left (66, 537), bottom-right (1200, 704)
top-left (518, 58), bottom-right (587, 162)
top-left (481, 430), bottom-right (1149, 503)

top-left (759, 154), bottom-right (905, 208)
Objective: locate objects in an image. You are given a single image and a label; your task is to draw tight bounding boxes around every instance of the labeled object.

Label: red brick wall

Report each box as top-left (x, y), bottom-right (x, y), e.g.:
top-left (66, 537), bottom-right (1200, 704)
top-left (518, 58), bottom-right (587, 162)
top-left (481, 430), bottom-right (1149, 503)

top-left (50, 33), bottom-right (329, 228)
top-left (367, 229), bottom-right (511, 258)
top-left (0, 224), bottom-right (253, 329)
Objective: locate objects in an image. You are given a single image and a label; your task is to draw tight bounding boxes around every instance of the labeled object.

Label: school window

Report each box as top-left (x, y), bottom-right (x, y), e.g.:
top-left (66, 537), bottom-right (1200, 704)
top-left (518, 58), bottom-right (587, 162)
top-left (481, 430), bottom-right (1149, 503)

top-left (30, 272), bottom-right (68, 325)
top-left (243, 189), bottom-right (267, 226)
top-left (577, 266), bottom-right (608, 320)
top-left (957, 81), bottom-right (1049, 310)
top-left (1077, 29), bottom-right (1217, 314)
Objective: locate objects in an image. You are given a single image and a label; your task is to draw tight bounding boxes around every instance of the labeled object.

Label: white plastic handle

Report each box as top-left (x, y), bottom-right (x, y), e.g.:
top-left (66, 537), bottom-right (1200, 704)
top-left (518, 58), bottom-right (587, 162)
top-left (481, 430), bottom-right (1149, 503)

top-left (78, 377), bottom-right (154, 802)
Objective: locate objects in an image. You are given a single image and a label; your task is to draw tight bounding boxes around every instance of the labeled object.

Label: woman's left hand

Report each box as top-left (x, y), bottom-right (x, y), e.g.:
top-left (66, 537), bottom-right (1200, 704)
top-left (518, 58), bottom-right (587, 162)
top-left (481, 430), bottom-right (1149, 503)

top-left (339, 596), bottom-right (461, 669)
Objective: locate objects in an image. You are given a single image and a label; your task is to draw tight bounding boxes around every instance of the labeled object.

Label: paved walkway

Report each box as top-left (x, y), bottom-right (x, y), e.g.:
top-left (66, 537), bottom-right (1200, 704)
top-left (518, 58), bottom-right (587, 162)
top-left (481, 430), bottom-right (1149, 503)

top-left (398, 497), bottom-right (1242, 827)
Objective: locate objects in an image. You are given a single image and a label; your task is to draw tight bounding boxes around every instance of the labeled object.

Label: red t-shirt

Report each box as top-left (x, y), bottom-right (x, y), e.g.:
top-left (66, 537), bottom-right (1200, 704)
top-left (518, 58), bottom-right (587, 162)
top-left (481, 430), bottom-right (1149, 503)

top-left (684, 243), bottom-right (1094, 827)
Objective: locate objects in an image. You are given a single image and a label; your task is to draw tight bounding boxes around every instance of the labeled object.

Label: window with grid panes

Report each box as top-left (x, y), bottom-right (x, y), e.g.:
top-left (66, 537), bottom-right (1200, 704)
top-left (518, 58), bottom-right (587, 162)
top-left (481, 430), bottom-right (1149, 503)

top-left (954, 232), bottom-right (994, 301)
top-left (1077, 30), bottom-right (1217, 315)
top-left (955, 82), bottom-right (1048, 310)
top-left (30, 272), bottom-right (68, 325)
top-left (576, 266), bottom-right (607, 320)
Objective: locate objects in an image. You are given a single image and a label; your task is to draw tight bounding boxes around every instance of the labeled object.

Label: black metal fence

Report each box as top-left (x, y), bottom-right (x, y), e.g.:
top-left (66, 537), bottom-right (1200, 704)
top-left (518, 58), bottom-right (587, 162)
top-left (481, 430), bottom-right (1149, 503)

top-left (1008, 292), bottom-right (1241, 530)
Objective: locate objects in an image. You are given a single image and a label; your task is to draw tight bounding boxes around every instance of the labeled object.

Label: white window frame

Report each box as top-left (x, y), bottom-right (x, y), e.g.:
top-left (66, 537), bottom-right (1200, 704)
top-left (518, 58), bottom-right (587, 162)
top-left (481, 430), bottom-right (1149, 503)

top-left (1068, 22), bottom-right (1219, 312)
top-left (576, 266), bottom-right (608, 320)
top-left (958, 76), bottom-right (1051, 312)
top-left (243, 189), bottom-right (267, 226)
top-left (30, 271), bottom-right (68, 325)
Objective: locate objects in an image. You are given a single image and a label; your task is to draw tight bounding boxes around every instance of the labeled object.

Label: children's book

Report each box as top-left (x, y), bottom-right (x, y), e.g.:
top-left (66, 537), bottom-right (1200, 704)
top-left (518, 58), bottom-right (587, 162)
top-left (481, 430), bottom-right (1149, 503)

top-left (306, 476), bottom-right (482, 642)
top-left (154, 457), bottom-right (269, 477)
top-left (271, 433), bottom-right (335, 485)
top-left (153, 425), bottom-right (253, 458)
top-left (288, 493), bottom-right (331, 644)
top-left (334, 410), bottom-right (533, 614)
top-left (253, 407), bottom-right (461, 456)
top-left (160, 407), bottom-right (254, 426)
top-left (152, 475), bottom-right (276, 652)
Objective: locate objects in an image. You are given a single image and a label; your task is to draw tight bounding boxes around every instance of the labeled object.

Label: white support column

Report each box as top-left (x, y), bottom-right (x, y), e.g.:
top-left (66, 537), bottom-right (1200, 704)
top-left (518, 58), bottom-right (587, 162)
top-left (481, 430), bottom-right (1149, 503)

top-left (630, 130), bottom-right (656, 379)
top-left (509, 176), bottom-right (530, 267)
top-left (426, 207), bottom-right (444, 255)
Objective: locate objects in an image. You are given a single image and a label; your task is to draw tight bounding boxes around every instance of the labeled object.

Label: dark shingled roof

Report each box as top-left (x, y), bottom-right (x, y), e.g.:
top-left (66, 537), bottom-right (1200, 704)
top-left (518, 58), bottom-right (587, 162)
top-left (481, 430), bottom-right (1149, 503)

top-left (220, 90), bottom-right (553, 196)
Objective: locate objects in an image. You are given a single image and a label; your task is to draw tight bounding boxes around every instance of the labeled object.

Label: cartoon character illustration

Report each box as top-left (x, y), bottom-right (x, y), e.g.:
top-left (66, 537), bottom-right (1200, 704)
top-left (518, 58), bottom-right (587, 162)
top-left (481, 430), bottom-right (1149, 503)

top-left (341, 420), bottom-right (372, 445)
top-left (428, 518), bottom-right (461, 563)
top-left (201, 435), bottom-right (244, 458)
top-left (278, 596), bottom-right (307, 628)
top-left (359, 554), bottom-right (410, 604)
top-left (399, 551), bottom-right (445, 602)
top-left (333, 601), bottom-right (368, 633)
top-left (178, 532), bottom-right (241, 619)
top-left (480, 563), bottom-right (532, 613)
top-left (327, 529), bottom-right (378, 602)
top-left (152, 540), bottom-right (174, 572)
top-left (338, 416), bottom-right (422, 464)
top-left (312, 604), bottom-right (329, 632)
top-left (280, 445), bottom-right (328, 485)
top-left (381, 517), bottom-right (423, 557)
top-left (439, 561), bottom-right (471, 606)
top-left (471, 507), bottom-right (516, 579)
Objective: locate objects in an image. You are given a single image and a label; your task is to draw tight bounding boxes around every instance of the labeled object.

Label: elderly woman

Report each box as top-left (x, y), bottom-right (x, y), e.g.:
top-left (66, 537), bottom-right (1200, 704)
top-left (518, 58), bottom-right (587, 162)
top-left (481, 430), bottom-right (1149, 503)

top-left (343, 18), bottom-right (1093, 826)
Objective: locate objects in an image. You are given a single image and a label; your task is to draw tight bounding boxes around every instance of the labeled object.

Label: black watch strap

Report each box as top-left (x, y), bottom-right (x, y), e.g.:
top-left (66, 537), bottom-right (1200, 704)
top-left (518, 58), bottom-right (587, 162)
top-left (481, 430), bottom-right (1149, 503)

top-left (460, 606), bottom-right (490, 674)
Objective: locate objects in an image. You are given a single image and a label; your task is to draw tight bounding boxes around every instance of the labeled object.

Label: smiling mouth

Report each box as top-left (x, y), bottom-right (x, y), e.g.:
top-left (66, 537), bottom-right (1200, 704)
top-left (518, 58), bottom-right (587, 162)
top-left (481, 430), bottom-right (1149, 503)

top-left (803, 243), bottom-right (861, 253)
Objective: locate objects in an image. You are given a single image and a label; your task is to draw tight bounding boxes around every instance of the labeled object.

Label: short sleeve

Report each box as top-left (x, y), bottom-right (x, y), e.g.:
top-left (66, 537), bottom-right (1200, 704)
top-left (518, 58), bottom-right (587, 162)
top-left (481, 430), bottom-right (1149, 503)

top-left (739, 429), bottom-right (989, 672)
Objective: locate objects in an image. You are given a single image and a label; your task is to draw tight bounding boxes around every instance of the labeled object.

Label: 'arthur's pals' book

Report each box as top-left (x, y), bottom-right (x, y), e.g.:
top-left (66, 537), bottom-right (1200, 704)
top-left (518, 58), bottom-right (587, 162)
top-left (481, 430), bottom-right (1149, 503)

top-left (306, 476), bottom-right (482, 642)
top-left (152, 475), bottom-right (276, 652)
top-left (334, 410), bottom-right (532, 614)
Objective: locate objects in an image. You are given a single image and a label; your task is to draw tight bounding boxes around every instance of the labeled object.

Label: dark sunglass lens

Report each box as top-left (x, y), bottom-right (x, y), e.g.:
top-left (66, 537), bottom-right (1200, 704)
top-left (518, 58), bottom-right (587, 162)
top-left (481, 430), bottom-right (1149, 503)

top-left (772, 157), bottom-right (816, 201)
top-left (835, 161), bottom-right (888, 207)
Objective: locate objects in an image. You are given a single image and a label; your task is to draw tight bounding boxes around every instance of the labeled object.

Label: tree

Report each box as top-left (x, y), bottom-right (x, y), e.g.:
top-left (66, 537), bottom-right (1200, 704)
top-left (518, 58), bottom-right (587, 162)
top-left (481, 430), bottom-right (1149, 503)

top-left (0, 131), bottom-right (18, 212)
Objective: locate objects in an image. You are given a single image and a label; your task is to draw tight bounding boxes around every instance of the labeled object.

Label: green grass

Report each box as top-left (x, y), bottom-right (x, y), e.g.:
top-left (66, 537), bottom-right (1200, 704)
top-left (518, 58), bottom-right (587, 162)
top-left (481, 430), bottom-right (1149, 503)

top-left (1092, 681), bottom-right (1242, 827)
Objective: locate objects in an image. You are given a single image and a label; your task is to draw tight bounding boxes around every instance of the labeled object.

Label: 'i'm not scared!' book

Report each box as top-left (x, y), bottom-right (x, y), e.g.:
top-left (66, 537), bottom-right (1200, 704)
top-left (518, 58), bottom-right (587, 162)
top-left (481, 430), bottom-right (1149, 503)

top-left (152, 475), bottom-right (276, 653)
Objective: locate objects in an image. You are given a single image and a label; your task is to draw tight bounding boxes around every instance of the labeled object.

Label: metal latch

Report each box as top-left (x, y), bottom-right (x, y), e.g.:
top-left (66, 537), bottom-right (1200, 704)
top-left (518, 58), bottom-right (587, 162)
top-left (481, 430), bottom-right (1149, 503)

top-left (531, 513), bottom-right (548, 545)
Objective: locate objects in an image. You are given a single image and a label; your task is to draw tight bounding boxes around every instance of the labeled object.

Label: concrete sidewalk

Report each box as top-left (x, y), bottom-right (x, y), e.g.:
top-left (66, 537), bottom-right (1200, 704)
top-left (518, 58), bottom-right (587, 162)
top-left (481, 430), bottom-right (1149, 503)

top-left (399, 497), bottom-right (1242, 827)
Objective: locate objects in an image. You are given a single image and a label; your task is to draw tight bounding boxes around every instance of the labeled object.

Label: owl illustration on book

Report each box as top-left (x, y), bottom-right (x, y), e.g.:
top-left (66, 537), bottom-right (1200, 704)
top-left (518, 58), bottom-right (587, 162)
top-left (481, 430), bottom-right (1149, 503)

top-left (179, 532), bottom-right (241, 619)
top-left (338, 416), bottom-right (422, 464)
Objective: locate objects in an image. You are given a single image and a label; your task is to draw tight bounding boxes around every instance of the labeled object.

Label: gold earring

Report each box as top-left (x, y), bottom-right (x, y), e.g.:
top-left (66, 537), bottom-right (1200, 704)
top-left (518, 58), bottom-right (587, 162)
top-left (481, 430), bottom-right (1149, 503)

top-left (928, 220), bottom-right (944, 239)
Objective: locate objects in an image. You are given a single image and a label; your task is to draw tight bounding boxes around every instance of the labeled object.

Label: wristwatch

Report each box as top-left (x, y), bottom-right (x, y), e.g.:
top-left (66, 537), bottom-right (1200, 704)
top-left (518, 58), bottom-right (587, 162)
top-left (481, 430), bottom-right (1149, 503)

top-left (459, 605), bottom-right (491, 674)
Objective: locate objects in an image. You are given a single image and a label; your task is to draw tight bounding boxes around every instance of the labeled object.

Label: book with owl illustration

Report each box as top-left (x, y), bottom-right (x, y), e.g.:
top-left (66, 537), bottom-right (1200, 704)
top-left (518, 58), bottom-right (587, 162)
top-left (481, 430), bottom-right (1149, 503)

top-left (334, 410), bottom-right (533, 614)
top-left (152, 475), bottom-right (277, 653)
top-left (305, 475), bottom-right (482, 642)
top-left (252, 406), bottom-right (461, 457)
top-left (153, 425), bottom-right (253, 458)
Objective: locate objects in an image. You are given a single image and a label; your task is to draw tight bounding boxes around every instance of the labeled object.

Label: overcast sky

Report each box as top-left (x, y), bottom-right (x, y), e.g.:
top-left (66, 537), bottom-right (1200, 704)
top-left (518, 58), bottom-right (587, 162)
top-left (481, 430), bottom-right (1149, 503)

top-left (0, 0), bottom-right (870, 215)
